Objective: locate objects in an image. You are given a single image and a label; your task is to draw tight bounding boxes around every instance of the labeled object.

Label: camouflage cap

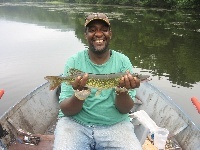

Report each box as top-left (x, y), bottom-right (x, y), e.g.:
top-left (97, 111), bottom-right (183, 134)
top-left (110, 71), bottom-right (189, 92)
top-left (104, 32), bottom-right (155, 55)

top-left (85, 13), bottom-right (110, 27)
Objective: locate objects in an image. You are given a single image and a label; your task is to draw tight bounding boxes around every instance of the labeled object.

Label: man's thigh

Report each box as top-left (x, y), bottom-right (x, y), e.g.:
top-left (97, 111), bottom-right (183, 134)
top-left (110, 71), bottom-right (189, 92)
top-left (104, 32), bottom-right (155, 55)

top-left (53, 117), bottom-right (93, 150)
top-left (94, 121), bottom-right (142, 150)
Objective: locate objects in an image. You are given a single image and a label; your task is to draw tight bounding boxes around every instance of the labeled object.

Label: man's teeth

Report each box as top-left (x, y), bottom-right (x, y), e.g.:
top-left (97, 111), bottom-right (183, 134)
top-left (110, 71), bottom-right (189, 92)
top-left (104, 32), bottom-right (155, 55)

top-left (95, 40), bottom-right (104, 43)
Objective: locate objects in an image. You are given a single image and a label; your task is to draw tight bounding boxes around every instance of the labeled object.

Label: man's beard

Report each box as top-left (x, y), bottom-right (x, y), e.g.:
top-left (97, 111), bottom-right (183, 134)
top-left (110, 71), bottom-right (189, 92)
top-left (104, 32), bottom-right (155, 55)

top-left (90, 43), bottom-right (109, 55)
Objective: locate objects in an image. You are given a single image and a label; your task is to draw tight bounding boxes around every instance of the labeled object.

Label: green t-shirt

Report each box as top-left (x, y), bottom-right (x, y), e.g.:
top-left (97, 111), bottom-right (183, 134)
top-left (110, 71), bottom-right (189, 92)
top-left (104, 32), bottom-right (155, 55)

top-left (58, 49), bottom-right (136, 126)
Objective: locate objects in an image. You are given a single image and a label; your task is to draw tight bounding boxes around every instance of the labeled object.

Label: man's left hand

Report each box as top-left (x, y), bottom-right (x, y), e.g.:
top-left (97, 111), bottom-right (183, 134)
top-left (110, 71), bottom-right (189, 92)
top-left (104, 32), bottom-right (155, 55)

top-left (119, 71), bottom-right (140, 89)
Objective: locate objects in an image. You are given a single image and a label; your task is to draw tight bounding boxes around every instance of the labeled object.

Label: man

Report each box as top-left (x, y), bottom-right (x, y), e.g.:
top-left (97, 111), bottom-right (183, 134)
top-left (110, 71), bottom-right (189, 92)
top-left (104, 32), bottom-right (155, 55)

top-left (53, 13), bottom-right (142, 150)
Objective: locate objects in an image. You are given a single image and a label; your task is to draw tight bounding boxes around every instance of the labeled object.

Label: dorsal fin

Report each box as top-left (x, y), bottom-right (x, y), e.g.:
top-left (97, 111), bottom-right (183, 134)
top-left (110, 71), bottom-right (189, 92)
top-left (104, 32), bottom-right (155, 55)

top-left (68, 68), bottom-right (84, 76)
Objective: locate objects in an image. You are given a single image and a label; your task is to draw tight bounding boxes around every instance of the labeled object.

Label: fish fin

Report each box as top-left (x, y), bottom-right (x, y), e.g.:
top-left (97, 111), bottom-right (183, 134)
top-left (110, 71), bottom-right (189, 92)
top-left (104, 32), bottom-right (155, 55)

top-left (44, 76), bottom-right (63, 90)
top-left (137, 74), bottom-right (150, 81)
top-left (68, 68), bottom-right (84, 76)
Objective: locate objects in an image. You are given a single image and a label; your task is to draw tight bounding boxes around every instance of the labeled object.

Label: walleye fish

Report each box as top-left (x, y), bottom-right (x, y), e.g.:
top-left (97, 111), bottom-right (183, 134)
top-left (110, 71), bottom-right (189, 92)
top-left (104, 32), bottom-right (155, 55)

top-left (44, 68), bottom-right (150, 91)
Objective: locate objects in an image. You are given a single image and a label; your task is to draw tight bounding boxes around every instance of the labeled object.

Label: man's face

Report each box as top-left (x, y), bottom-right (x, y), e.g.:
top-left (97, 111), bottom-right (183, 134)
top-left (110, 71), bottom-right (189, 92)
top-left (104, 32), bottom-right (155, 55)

top-left (85, 20), bottom-right (112, 54)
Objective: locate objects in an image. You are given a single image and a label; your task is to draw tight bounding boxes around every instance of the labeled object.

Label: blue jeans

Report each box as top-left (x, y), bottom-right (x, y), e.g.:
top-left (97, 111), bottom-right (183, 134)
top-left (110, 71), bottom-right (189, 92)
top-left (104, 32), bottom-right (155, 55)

top-left (53, 117), bottom-right (142, 150)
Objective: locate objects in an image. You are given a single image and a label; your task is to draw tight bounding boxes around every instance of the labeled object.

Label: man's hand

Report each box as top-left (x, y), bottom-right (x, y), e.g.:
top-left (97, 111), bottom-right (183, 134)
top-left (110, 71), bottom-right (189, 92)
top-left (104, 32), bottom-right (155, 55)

top-left (71, 73), bottom-right (89, 91)
top-left (119, 71), bottom-right (140, 89)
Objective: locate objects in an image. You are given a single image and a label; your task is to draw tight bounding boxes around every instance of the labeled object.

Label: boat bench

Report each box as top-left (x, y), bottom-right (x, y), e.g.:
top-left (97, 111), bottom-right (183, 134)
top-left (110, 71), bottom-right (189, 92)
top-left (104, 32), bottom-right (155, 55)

top-left (9, 134), bottom-right (54, 150)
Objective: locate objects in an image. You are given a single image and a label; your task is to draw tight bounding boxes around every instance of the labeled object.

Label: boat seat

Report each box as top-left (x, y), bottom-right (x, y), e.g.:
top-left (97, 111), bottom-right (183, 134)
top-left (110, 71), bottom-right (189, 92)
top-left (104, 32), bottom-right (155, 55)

top-left (9, 134), bottom-right (54, 150)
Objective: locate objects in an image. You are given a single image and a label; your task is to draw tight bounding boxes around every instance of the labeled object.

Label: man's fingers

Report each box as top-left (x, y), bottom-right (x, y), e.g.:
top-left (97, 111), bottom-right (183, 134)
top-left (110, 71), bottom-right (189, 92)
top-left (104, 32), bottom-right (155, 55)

top-left (72, 76), bottom-right (82, 90)
top-left (79, 74), bottom-right (88, 87)
top-left (135, 77), bottom-right (140, 88)
top-left (130, 77), bottom-right (140, 88)
top-left (119, 77), bottom-right (125, 87)
top-left (126, 73), bottom-right (140, 89)
top-left (124, 74), bottom-right (131, 89)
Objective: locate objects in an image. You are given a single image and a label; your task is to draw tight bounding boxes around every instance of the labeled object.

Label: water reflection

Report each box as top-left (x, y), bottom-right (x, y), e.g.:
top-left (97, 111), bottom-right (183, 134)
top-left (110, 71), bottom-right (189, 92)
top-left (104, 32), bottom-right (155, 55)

top-left (0, 3), bottom-right (200, 127)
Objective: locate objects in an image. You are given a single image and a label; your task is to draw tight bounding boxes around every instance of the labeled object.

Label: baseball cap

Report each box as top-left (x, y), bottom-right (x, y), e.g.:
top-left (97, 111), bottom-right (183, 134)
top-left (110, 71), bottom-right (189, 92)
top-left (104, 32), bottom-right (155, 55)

top-left (85, 13), bottom-right (110, 27)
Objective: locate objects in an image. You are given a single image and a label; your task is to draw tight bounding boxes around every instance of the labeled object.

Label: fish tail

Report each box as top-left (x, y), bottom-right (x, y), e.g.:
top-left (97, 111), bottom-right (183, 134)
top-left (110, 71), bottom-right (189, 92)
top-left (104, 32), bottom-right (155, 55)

top-left (44, 76), bottom-right (63, 90)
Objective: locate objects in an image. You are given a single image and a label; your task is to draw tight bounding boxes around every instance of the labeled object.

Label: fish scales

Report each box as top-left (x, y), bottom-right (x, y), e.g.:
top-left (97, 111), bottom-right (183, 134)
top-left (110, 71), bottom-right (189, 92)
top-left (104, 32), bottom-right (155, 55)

top-left (86, 77), bottom-right (121, 89)
top-left (44, 69), bottom-right (149, 90)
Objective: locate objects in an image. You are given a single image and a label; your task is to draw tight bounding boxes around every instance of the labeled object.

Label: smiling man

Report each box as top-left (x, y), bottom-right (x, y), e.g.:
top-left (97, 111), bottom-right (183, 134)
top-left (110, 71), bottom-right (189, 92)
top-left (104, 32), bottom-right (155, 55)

top-left (85, 14), bottom-right (111, 55)
top-left (53, 13), bottom-right (142, 150)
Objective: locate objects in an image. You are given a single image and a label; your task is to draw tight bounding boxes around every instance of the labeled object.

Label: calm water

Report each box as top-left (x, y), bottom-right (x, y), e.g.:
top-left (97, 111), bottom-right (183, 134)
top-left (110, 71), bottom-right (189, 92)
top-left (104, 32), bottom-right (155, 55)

top-left (0, 3), bottom-right (200, 128)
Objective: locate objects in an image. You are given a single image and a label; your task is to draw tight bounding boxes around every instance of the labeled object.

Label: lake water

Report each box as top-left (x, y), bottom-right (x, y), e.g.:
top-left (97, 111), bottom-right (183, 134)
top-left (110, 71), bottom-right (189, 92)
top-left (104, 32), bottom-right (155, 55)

top-left (0, 3), bottom-right (200, 128)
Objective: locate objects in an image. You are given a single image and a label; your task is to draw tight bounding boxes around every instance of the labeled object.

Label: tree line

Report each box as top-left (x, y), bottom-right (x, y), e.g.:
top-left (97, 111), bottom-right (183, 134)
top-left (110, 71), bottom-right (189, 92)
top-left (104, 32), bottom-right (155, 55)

top-left (0, 0), bottom-right (199, 9)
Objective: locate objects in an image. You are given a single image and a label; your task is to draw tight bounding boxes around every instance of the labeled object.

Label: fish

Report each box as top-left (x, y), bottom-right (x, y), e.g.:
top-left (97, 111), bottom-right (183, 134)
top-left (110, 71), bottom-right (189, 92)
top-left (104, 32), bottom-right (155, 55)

top-left (44, 68), bottom-right (150, 91)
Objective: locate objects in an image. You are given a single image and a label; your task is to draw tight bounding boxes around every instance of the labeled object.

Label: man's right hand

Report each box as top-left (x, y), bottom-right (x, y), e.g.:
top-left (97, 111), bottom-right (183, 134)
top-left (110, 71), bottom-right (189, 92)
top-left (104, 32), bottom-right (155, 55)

top-left (71, 73), bottom-right (89, 91)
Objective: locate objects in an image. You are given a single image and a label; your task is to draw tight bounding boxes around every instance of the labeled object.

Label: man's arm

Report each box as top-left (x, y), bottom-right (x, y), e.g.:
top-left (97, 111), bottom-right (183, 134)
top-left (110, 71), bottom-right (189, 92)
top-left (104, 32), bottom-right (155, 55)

top-left (60, 74), bottom-right (89, 116)
top-left (115, 92), bottom-right (134, 114)
top-left (115, 72), bottom-right (140, 114)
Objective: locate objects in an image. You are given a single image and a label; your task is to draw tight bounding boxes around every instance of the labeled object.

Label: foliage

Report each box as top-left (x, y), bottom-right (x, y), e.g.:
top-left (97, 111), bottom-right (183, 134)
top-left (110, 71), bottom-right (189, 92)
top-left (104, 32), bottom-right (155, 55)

top-left (140, 0), bottom-right (200, 9)
top-left (0, 0), bottom-right (200, 9)
top-left (176, 0), bottom-right (200, 9)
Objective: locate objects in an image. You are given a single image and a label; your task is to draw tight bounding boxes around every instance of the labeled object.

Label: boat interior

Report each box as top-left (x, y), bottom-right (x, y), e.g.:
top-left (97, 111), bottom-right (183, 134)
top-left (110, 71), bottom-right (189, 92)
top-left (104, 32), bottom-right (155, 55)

top-left (1, 82), bottom-right (190, 150)
top-left (6, 97), bottom-right (163, 150)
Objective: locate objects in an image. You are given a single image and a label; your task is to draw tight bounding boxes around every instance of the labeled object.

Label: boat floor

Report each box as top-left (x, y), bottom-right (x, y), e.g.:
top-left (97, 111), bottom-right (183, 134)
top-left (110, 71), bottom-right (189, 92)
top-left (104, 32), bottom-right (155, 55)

top-left (9, 119), bottom-right (57, 150)
top-left (9, 134), bottom-right (54, 150)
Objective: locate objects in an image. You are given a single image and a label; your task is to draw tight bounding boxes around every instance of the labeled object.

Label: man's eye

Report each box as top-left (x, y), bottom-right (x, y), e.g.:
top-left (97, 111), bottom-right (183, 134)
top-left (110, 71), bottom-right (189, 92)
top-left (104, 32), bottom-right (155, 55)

top-left (102, 28), bottom-right (109, 32)
top-left (103, 29), bottom-right (108, 32)
top-left (89, 29), bottom-right (96, 33)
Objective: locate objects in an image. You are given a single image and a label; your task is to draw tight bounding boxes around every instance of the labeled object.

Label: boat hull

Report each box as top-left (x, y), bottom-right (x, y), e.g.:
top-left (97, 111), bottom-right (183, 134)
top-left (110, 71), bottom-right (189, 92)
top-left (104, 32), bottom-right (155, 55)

top-left (0, 82), bottom-right (199, 149)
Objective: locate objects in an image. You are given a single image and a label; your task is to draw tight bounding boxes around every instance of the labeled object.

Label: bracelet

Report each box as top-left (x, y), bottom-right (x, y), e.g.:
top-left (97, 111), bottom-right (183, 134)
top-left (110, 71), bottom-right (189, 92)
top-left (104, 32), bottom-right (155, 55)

top-left (74, 89), bottom-right (91, 100)
top-left (115, 87), bottom-right (128, 95)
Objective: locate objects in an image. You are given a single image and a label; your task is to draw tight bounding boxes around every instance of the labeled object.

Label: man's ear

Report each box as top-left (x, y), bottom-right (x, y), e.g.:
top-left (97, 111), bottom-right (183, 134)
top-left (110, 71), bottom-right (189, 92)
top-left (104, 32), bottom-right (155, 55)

top-left (84, 32), bottom-right (87, 39)
top-left (110, 30), bottom-right (112, 39)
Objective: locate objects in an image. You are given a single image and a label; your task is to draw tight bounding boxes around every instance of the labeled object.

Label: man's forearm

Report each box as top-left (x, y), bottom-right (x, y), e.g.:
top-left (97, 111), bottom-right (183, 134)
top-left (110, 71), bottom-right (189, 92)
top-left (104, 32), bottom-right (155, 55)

top-left (60, 95), bottom-right (84, 116)
top-left (115, 92), bottom-right (134, 114)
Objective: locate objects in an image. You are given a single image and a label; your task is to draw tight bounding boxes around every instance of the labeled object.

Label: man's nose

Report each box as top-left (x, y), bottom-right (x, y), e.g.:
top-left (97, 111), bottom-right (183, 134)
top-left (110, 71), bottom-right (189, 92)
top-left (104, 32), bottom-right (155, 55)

top-left (94, 30), bottom-right (103, 36)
